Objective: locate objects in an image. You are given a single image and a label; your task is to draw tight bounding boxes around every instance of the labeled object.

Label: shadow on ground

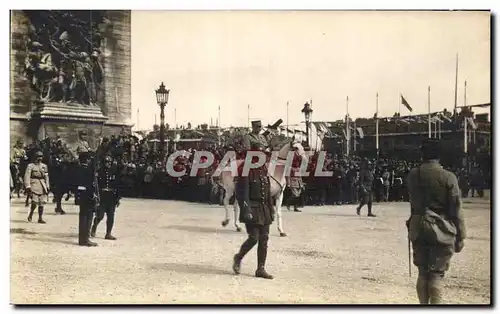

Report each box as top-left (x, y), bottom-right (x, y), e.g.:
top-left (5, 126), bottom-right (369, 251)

top-left (163, 225), bottom-right (238, 234)
top-left (10, 219), bottom-right (31, 224)
top-left (149, 262), bottom-right (233, 276)
top-left (16, 236), bottom-right (78, 246)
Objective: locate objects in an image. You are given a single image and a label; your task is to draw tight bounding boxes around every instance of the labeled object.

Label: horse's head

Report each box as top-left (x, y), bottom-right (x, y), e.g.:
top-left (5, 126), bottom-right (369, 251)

top-left (276, 135), bottom-right (308, 163)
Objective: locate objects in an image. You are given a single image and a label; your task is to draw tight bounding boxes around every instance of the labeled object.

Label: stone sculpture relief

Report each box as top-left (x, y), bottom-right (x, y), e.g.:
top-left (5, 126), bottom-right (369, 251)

top-left (23, 10), bottom-right (109, 106)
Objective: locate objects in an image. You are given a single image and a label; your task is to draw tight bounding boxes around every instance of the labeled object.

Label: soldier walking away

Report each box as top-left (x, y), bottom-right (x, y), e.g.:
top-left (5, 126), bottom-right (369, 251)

top-left (356, 160), bottom-right (376, 217)
top-left (406, 139), bottom-right (466, 304)
top-left (285, 165), bottom-right (304, 212)
top-left (232, 120), bottom-right (275, 279)
top-left (91, 155), bottom-right (120, 240)
top-left (24, 151), bottom-right (50, 223)
top-left (75, 152), bottom-right (98, 247)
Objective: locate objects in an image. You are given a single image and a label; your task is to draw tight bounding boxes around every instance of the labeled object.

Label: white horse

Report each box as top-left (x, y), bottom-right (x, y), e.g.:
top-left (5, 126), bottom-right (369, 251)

top-left (218, 138), bottom-right (307, 237)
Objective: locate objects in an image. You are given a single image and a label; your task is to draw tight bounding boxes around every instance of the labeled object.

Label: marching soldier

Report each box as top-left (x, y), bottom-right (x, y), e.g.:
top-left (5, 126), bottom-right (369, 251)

top-left (75, 152), bottom-right (98, 247)
top-left (24, 151), bottom-right (50, 223)
top-left (356, 160), bottom-right (376, 217)
top-left (406, 139), bottom-right (466, 304)
top-left (232, 120), bottom-right (275, 279)
top-left (91, 155), bottom-right (120, 240)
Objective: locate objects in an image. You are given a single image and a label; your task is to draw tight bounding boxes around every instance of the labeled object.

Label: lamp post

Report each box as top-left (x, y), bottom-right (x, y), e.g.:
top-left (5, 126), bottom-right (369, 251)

top-left (301, 101), bottom-right (313, 148)
top-left (155, 82), bottom-right (170, 157)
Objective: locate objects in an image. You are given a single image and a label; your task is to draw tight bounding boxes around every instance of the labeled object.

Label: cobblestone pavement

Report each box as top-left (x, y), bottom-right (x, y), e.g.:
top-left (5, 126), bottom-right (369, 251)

top-left (10, 196), bottom-right (490, 304)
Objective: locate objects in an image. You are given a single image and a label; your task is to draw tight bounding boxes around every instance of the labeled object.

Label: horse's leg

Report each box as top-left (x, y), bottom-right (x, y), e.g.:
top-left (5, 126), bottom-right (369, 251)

top-left (221, 186), bottom-right (232, 227)
top-left (233, 197), bottom-right (241, 232)
top-left (275, 190), bottom-right (287, 237)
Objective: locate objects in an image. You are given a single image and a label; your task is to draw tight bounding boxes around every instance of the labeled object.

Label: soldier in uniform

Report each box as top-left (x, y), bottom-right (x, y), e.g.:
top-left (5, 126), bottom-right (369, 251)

top-left (74, 130), bottom-right (92, 158)
top-left (356, 160), bottom-right (376, 217)
top-left (75, 152), bottom-right (98, 247)
top-left (24, 151), bottom-right (50, 223)
top-left (232, 120), bottom-right (275, 279)
top-left (91, 155), bottom-right (120, 240)
top-left (406, 139), bottom-right (466, 304)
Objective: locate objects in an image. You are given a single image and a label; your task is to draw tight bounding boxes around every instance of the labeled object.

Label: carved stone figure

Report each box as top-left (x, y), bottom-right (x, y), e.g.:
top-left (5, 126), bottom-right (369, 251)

top-left (23, 10), bottom-right (106, 106)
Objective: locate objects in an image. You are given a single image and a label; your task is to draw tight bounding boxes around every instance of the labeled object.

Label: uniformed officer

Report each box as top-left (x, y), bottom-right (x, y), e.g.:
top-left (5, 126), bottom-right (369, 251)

top-left (24, 150), bottom-right (50, 223)
top-left (75, 152), bottom-right (98, 247)
top-left (232, 120), bottom-right (275, 279)
top-left (356, 160), bottom-right (376, 217)
top-left (11, 139), bottom-right (26, 164)
top-left (241, 120), bottom-right (268, 151)
top-left (406, 138), bottom-right (466, 304)
top-left (74, 130), bottom-right (92, 159)
top-left (91, 155), bottom-right (120, 240)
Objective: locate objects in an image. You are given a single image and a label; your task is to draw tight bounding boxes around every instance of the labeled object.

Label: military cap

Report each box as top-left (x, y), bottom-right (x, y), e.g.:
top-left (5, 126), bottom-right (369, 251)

top-left (34, 151), bottom-right (44, 157)
top-left (251, 120), bottom-right (262, 127)
top-left (79, 130), bottom-right (88, 136)
top-left (104, 155), bottom-right (112, 162)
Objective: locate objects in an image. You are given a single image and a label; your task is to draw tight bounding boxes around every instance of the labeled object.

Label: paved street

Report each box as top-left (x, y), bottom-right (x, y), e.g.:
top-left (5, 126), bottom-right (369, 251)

top-left (10, 196), bottom-right (490, 304)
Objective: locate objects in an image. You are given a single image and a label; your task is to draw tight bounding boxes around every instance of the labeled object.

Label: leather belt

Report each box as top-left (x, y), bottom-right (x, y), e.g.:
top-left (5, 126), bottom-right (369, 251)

top-left (101, 188), bottom-right (113, 192)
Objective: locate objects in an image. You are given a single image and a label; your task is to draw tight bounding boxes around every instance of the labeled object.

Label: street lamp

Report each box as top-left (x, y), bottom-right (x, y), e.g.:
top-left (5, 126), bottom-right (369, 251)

top-left (301, 101), bottom-right (313, 148)
top-left (155, 82), bottom-right (170, 156)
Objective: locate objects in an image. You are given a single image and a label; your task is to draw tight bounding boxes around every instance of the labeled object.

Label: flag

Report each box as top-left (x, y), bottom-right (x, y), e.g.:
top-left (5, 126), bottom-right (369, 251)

top-left (356, 127), bottom-right (364, 139)
top-left (400, 94), bottom-right (413, 112)
top-left (467, 117), bottom-right (477, 130)
top-left (441, 114), bottom-right (452, 123)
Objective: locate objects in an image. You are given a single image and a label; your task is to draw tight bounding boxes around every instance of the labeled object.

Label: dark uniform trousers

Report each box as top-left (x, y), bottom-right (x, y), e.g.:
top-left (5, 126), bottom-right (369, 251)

top-left (235, 165), bottom-right (274, 271)
top-left (76, 163), bottom-right (96, 245)
top-left (93, 191), bottom-right (116, 235)
top-left (78, 203), bottom-right (95, 245)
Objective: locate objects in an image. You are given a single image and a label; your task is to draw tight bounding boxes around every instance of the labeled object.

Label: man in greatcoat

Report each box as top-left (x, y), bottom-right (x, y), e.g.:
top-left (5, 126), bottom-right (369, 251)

top-left (406, 139), bottom-right (466, 304)
top-left (232, 120), bottom-right (275, 279)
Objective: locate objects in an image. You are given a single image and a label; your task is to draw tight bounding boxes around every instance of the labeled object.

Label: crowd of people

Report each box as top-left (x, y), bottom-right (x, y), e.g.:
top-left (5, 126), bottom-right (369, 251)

top-left (10, 132), bottom-right (488, 213)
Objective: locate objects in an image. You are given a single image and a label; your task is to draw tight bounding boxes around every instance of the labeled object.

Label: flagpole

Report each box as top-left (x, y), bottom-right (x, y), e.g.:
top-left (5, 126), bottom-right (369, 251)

top-left (353, 119), bottom-right (357, 152)
top-left (137, 108), bottom-right (140, 130)
top-left (464, 80), bottom-right (468, 154)
top-left (286, 101), bottom-right (289, 138)
top-left (247, 104), bottom-right (250, 130)
top-left (218, 105), bottom-right (221, 146)
top-left (376, 93), bottom-right (379, 154)
top-left (428, 86), bottom-right (431, 138)
top-left (454, 53), bottom-right (459, 114)
top-left (346, 96), bottom-right (350, 156)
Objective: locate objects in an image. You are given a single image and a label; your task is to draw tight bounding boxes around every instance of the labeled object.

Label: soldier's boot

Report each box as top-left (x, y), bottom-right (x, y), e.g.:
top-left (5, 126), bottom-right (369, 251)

top-left (255, 235), bottom-right (273, 279)
top-left (27, 204), bottom-right (36, 222)
top-left (105, 212), bottom-right (116, 240)
top-left (367, 203), bottom-right (376, 217)
top-left (294, 205), bottom-right (301, 212)
top-left (90, 221), bottom-right (98, 238)
top-left (86, 216), bottom-right (98, 247)
top-left (233, 237), bottom-right (258, 275)
top-left (428, 273), bottom-right (444, 304)
top-left (416, 274), bottom-right (430, 304)
top-left (37, 206), bottom-right (46, 224)
top-left (232, 254), bottom-right (242, 274)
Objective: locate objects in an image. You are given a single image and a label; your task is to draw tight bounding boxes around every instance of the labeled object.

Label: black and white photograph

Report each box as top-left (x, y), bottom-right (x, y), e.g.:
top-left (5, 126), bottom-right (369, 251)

top-left (7, 7), bottom-right (492, 305)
